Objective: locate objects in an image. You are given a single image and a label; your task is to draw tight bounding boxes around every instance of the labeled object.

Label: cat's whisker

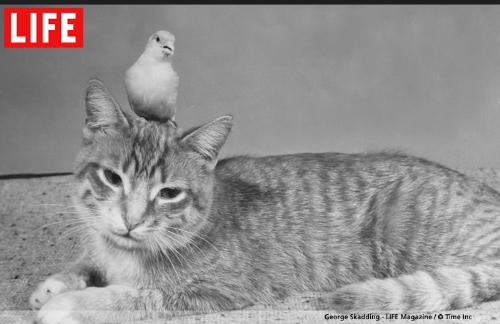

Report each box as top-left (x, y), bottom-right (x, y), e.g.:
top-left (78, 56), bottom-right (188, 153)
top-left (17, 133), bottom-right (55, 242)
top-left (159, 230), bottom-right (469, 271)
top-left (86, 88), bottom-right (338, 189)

top-left (164, 229), bottom-right (208, 260)
top-left (34, 210), bottom-right (81, 215)
top-left (165, 226), bottom-right (219, 252)
top-left (31, 206), bottom-right (80, 213)
top-left (43, 213), bottom-right (85, 217)
top-left (46, 207), bottom-right (77, 211)
top-left (60, 230), bottom-right (90, 241)
top-left (75, 226), bottom-right (96, 246)
top-left (60, 226), bottom-right (91, 240)
top-left (31, 219), bottom-right (91, 232)
top-left (29, 203), bottom-right (71, 207)
top-left (150, 234), bottom-right (181, 285)
top-left (34, 215), bottom-right (94, 226)
top-left (60, 221), bottom-right (92, 232)
top-left (160, 232), bottom-right (195, 269)
top-left (153, 233), bottom-right (180, 260)
top-left (160, 239), bottom-right (184, 264)
top-left (40, 215), bottom-right (94, 223)
top-left (61, 224), bottom-right (88, 234)
top-left (50, 210), bottom-right (82, 213)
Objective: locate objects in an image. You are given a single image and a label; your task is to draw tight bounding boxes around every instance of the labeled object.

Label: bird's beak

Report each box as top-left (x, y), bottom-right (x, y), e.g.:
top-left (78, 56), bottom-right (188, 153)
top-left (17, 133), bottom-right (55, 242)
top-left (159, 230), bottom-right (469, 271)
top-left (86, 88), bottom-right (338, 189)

top-left (162, 45), bottom-right (174, 57)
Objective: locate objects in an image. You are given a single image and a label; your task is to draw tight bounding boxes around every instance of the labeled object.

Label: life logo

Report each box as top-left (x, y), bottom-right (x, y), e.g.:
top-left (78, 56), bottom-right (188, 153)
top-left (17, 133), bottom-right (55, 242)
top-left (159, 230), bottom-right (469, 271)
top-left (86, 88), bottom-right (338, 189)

top-left (3, 7), bottom-right (83, 48)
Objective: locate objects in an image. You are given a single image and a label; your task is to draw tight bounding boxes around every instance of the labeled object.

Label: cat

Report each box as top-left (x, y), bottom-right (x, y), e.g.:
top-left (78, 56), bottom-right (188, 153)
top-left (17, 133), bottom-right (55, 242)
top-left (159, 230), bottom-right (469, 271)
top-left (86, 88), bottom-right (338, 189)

top-left (31, 79), bottom-right (500, 324)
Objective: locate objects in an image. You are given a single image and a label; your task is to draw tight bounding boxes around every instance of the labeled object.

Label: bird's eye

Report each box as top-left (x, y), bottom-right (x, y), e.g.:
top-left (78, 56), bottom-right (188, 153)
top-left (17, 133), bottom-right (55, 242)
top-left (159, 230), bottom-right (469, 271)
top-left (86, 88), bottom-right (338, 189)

top-left (103, 169), bottom-right (122, 187)
top-left (158, 187), bottom-right (183, 200)
top-left (155, 36), bottom-right (160, 42)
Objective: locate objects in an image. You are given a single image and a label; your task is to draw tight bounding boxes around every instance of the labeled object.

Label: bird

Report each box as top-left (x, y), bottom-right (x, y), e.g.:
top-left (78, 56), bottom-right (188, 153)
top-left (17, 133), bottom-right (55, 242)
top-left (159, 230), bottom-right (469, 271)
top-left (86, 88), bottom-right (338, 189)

top-left (125, 30), bottom-right (179, 123)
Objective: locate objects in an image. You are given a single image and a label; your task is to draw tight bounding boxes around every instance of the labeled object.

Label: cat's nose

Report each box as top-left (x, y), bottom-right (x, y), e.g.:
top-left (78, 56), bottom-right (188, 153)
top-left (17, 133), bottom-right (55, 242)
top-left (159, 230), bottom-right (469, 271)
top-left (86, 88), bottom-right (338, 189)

top-left (124, 219), bottom-right (145, 232)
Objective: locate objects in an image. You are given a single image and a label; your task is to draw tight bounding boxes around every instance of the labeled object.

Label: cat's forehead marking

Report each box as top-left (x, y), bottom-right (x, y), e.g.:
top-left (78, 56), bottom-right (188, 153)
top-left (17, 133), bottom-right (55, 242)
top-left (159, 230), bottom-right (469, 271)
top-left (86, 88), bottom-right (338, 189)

top-left (118, 166), bottom-right (132, 195)
top-left (124, 158), bottom-right (137, 180)
top-left (123, 119), bottom-right (175, 179)
top-left (152, 167), bottom-right (162, 183)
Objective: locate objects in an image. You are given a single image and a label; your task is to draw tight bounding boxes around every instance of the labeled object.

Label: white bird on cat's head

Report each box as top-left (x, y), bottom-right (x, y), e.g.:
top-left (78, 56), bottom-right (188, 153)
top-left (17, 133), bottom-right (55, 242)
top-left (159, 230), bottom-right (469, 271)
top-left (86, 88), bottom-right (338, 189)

top-left (125, 30), bottom-right (179, 123)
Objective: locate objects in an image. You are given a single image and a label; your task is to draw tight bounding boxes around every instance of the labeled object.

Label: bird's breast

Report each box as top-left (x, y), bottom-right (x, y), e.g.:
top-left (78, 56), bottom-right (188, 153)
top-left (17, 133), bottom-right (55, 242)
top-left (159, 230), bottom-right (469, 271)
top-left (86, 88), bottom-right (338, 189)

top-left (125, 64), bottom-right (179, 110)
top-left (125, 62), bottom-right (178, 100)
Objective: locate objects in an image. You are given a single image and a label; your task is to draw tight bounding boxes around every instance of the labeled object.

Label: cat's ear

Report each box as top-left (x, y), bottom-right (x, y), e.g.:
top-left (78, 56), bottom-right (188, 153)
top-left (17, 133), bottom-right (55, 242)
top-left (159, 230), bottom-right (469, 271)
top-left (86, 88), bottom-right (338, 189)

top-left (180, 115), bottom-right (233, 165)
top-left (83, 78), bottom-right (129, 138)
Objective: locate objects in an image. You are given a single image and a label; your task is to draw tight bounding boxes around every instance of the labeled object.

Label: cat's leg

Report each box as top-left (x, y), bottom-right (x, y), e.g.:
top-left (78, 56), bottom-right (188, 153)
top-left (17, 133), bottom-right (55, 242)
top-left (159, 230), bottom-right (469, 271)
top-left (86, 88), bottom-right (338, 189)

top-left (314, 260), bottom-right (500, 312)
top-left (30, 251), bottom-right (101, 310)
top-left (34, 285), bottom-right (166, 324)
top-left (165, 284), bottom-right (253, 313)
top-left (34, 283), bottom-right (251, 324)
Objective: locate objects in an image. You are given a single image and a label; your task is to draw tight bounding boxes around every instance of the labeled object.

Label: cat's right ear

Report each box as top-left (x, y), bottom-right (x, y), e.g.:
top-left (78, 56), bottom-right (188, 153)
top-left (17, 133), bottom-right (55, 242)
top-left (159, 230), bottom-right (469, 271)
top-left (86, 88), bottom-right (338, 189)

top-left (180, 115), bottom-right (233, 167)
top-left (83, 78), bottom-right (129, 139)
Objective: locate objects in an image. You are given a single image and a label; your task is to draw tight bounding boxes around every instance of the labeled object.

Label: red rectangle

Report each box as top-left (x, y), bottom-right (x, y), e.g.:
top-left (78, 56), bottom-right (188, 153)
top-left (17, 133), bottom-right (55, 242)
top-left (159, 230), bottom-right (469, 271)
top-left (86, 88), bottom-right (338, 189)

top-left (4, 7), bottom-right (84, 48)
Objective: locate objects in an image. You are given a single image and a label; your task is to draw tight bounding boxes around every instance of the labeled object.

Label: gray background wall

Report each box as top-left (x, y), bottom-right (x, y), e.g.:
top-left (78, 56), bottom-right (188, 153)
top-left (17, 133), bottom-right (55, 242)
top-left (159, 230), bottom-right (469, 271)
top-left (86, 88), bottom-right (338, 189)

top-left (2, 5), bottom-right (500, 174)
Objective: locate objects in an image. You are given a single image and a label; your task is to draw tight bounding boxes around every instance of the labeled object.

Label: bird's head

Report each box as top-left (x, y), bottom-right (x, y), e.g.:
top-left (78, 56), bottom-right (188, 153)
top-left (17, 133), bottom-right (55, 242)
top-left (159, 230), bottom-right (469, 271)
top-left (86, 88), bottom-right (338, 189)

top-left (146, 30), bottom-right (175, 60)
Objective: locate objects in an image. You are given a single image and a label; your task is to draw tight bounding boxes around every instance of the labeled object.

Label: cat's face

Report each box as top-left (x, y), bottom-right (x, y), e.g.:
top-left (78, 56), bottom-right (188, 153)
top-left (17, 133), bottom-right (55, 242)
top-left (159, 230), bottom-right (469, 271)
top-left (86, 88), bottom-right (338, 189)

top-left (74, 79), bottom-right (232, 255)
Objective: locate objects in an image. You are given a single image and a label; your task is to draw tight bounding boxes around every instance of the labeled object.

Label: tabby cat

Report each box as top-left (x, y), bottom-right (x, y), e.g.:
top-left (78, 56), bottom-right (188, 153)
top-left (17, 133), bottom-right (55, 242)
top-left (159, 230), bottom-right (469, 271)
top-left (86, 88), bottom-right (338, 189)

top-left (31, 79), bottom-right (500, 323)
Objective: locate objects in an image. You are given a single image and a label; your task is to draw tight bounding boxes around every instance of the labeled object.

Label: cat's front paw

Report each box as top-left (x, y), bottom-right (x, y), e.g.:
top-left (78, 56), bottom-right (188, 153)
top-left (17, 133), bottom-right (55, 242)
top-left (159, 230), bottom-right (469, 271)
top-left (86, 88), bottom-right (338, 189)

top-left (34, 286), bottom-right (163, 324)
top-left (30, 274), bottom-right (86, 310)
top-left (34, 292), bottom-right (83, 324)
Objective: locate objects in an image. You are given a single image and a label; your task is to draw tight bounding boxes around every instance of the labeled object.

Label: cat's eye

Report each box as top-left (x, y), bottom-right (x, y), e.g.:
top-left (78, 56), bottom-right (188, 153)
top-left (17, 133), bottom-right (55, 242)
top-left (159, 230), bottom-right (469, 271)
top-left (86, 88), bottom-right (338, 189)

top-left (159, 187), bottom-right (182, 199)
top-left (103, 169), bottom-right (122, 186)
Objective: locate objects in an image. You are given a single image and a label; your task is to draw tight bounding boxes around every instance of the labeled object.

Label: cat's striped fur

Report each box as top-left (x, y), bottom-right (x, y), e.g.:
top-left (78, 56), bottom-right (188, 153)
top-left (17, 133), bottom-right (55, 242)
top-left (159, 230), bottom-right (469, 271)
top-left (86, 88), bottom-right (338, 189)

top-left (31, 79), bottom-right (500, 323)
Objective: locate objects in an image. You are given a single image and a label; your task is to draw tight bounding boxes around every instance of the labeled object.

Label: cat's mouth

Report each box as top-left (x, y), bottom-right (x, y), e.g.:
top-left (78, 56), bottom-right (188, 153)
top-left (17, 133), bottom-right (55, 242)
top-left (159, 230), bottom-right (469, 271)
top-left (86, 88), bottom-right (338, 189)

top-left (113, 231), bottom-right (139, 241)
top-left (102, 230), bottom-right (143, 250)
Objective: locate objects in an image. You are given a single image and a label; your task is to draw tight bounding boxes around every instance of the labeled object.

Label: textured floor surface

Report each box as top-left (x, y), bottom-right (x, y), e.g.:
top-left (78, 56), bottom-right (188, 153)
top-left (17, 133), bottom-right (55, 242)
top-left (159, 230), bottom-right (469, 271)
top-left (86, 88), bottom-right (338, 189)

top-left (2, 169), bottom-right (500, 323)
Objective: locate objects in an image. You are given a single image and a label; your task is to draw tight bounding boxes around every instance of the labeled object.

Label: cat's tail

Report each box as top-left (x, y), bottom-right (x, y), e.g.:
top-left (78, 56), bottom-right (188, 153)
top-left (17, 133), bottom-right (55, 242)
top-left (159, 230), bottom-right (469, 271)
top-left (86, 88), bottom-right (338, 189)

top-left (317, 261), bottom-right (500, 312)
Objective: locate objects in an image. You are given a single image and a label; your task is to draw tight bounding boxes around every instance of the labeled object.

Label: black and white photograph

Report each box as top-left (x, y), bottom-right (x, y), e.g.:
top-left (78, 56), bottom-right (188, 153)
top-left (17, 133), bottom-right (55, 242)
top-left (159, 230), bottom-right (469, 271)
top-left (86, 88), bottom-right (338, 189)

top-left (3, 4), bottom-right (500, 323)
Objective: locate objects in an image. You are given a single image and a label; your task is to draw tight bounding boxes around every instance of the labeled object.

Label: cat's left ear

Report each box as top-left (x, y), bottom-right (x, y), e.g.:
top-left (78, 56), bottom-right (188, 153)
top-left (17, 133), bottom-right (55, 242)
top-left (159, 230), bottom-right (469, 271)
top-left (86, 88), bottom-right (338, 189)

top-left (83, 78), bottom-right (129, 139)
top-left (180, 115), bottom-right (233, 167)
